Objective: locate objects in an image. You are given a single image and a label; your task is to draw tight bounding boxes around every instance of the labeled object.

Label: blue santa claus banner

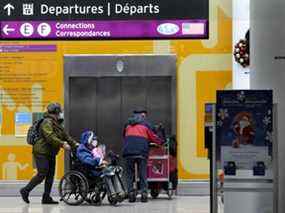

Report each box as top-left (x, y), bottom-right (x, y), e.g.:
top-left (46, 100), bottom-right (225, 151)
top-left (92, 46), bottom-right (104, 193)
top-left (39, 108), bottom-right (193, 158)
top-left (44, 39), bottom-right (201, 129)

top-left (216, 90), bottom-right (273, 170)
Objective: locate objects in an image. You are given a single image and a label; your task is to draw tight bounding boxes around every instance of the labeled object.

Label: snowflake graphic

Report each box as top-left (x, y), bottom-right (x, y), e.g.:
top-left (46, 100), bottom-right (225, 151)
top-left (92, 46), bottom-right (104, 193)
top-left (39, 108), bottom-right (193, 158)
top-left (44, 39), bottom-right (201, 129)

top-left (218, 108), bottom-right (229, 120)
top-left (265, 131), bottom-right (273, 143)
top-left (237, 91), bottom-right (245, 102)
top-left (263, 116), bottom-right (271, 126)
top-left (268, 109), bottom-right (272, 115)
top-left (217, 120), bottom-right (223, 127)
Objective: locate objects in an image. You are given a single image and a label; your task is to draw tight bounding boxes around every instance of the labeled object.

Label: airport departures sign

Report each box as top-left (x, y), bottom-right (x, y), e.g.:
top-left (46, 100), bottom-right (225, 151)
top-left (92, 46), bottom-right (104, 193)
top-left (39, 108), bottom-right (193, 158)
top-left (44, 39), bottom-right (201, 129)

top-left (0, 0), bottom-right (209, 40)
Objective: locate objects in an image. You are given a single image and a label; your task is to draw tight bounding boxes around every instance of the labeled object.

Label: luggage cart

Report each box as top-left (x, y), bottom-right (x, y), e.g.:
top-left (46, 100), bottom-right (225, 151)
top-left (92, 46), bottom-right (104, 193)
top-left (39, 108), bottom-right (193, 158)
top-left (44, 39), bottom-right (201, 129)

top-left (147, 139), bottom-right (177, 199)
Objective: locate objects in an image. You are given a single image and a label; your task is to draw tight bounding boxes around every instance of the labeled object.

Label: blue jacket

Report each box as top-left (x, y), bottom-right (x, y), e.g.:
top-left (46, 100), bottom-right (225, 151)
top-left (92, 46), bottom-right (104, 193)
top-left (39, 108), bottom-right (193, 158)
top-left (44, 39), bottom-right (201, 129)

top-left (122, 114), bottom-right (163, 158)
top-left (76, 131), bottom-right (102, 176)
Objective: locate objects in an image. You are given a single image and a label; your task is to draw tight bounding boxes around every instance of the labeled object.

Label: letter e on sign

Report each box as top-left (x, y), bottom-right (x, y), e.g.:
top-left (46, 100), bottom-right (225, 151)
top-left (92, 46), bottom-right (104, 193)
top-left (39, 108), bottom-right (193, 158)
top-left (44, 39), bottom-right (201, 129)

top-left (20, 23), bottom-right (34, 37)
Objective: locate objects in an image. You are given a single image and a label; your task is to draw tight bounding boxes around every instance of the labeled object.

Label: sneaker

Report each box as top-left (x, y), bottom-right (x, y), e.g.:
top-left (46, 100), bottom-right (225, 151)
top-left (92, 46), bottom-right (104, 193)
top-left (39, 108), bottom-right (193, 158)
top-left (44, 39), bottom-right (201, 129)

top-left (20, 188), bottom-right (30, 204)
top-left (128, 191), bottom-right (136, 203)
top-left (42, 195), bottom-right (59, 204)
top-left (141, 192), bottom-right (148, 203)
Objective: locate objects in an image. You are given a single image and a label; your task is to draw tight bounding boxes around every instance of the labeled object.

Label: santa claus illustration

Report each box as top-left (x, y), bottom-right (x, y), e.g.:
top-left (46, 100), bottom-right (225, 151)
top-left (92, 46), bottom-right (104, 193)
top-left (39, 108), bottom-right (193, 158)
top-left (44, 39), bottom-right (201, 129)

top-left (232, 112), bottom-right (255, 148)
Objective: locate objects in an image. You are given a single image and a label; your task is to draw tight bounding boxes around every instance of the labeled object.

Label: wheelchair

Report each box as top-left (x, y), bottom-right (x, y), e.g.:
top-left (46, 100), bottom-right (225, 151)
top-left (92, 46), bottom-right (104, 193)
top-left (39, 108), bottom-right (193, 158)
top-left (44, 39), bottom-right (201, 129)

top-left (58, 150), bottom-right (126, 206)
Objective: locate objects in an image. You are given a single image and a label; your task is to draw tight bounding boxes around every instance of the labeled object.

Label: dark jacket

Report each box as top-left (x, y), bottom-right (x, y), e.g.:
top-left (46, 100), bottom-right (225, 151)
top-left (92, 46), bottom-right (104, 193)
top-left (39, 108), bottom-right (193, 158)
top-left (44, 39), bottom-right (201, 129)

top-left (122, 114), bottom-right (163, 158)
top-left (33, 113), bottom-right (77, 157)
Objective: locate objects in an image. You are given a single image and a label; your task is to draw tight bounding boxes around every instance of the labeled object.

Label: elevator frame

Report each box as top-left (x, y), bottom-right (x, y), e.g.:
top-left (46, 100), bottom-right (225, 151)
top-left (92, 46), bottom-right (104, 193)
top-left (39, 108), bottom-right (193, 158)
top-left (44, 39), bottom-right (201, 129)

top-left (63, 54), bottom-right (177, 172)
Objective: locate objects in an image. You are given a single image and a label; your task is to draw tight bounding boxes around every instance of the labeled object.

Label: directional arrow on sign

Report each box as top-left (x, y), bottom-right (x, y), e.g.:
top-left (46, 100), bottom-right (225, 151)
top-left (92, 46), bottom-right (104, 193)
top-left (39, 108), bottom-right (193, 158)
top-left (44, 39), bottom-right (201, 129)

top-left (3, 25), bottom-right (15, 35)
top-left (3, 3), bottom-right (15, 16)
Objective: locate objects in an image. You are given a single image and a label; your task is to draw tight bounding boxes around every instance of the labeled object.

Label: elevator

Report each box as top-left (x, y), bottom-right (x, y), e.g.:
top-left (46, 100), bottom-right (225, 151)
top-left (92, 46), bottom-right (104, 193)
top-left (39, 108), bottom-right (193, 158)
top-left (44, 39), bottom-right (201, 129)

top-left (64, 55), bottom-right (176, 170)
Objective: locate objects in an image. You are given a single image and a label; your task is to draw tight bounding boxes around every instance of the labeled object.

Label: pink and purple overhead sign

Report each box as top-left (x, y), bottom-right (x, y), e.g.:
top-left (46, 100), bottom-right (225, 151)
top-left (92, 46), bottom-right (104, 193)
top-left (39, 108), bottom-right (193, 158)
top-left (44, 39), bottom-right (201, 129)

top-left (1, 20), bottom-right (207, 40)
top-left (0, 0), bottom-right (209, 40)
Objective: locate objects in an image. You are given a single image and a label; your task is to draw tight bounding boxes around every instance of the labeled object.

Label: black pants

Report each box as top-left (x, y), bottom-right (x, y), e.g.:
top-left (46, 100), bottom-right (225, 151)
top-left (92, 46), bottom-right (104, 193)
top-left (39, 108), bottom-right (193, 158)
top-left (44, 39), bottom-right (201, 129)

top-left (23, 154), bottom-right (56, 197)
top-left (125, 157), bottom-right (148, 193)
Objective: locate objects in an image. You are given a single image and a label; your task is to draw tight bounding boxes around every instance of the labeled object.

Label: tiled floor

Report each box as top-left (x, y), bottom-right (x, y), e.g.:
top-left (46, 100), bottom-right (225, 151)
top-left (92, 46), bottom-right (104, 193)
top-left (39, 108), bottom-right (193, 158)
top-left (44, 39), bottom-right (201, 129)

top-left (0, 196), bottom-right (213, 213)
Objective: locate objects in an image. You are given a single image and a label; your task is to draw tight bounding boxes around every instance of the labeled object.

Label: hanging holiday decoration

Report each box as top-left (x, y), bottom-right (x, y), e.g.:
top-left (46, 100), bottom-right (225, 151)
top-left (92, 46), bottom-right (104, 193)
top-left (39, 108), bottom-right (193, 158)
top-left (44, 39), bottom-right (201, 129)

top-left (234, 30), bottom-right (250, 68)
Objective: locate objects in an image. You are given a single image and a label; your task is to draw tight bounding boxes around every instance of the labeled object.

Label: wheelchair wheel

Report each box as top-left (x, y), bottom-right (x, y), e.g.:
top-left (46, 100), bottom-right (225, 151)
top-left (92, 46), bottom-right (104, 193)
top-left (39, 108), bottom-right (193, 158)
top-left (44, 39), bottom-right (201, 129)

top-left (59, 171), bottom-right (89, 206)
top-left (86, 192), bottom-right (102, 206)
top-left (150, 189), bottom-right (160, 199)
top-left (86, 188), bottom-right (104, 206)
top-left (108, 195), bottom-right (118, 206)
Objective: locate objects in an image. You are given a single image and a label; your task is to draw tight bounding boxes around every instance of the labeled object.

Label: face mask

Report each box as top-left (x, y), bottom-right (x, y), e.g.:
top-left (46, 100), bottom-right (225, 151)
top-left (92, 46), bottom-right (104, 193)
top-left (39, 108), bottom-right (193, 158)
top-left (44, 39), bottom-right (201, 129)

top-left (240, 120), bottom-right (249, 128)
top-left (91, 139), bottom-right (98, 147)
top-left (58, 112), bottom-right (64, 120)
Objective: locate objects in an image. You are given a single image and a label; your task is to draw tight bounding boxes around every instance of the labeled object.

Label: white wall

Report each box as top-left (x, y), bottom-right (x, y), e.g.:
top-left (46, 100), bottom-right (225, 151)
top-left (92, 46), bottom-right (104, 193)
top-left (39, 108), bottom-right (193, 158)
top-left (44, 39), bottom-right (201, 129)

top-left (233, 0), bottom-right (250, 89)
top-left (251, 0), bottom-right (285, 212)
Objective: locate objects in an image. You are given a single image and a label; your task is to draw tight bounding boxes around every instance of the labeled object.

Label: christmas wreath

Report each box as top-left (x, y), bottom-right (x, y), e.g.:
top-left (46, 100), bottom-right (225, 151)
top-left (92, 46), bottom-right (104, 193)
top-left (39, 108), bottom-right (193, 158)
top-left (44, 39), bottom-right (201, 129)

top-left (234, 30), bottom-right (250, 68)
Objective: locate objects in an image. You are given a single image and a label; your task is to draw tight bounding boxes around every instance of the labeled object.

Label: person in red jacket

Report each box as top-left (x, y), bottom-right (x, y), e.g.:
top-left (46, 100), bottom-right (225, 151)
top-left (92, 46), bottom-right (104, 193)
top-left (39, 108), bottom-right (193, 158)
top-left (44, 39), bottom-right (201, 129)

top-left (123, 108), bottom-right (163, 203)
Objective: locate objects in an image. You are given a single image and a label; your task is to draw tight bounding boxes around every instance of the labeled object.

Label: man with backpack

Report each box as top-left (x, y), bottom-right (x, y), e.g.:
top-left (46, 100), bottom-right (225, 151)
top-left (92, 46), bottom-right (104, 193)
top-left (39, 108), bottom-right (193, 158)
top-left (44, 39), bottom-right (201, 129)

top-left (20, 103), bottom-right (79, 204)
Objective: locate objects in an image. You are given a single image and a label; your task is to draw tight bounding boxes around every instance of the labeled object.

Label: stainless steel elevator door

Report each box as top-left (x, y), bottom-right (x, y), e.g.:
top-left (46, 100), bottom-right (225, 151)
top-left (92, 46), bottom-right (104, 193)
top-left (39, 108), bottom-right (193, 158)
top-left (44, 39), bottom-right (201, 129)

top-left (96, 78), bottom-right (122, 157)
top-left (146, 77), bottom-right (172, 135)
top-left (68, 76), bottom-right (172, 156)
top-left (69, 77), bottom-right (97, 142)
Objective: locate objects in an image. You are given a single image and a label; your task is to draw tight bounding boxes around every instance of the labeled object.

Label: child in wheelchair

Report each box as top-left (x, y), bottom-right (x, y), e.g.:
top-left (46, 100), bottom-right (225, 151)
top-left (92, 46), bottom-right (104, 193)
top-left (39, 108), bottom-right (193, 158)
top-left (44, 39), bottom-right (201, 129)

top-left (76, 130), bottom-right (126, 204)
